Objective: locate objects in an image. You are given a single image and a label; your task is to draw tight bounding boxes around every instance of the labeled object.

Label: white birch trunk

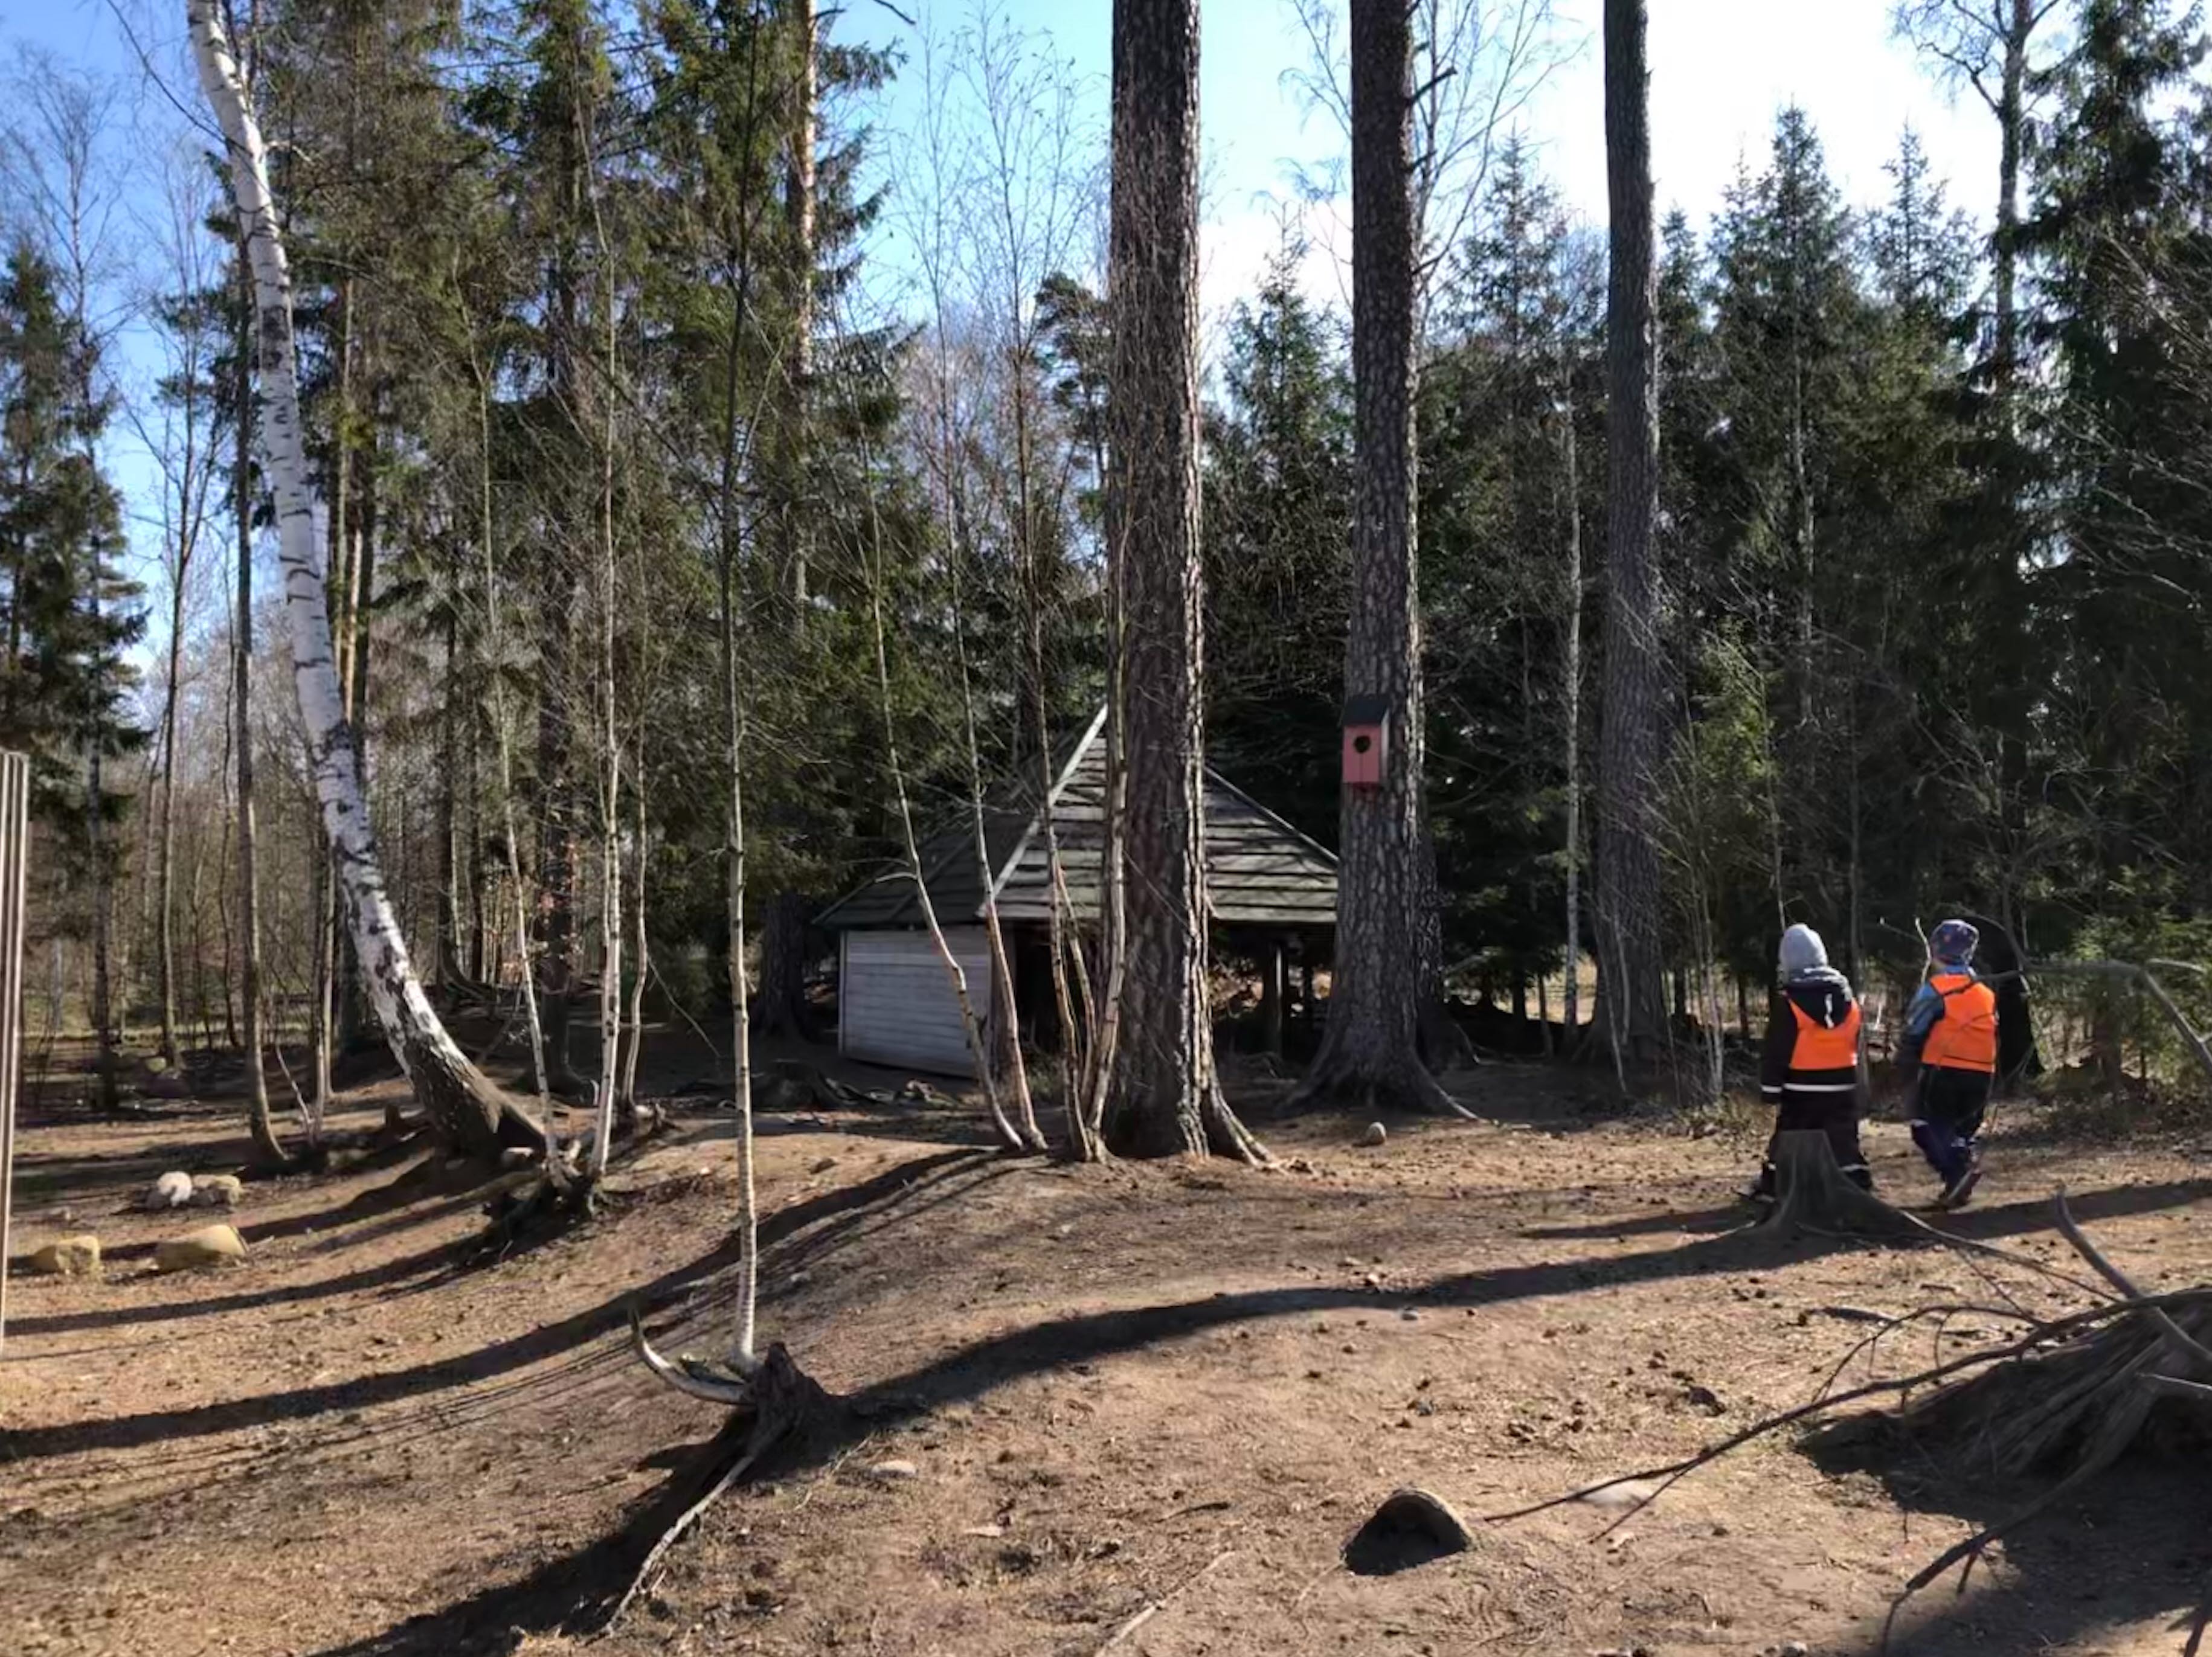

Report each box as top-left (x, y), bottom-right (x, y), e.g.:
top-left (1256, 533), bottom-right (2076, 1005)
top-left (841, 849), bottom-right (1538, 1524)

top-left (188, 0), bottom-right (517, 1153)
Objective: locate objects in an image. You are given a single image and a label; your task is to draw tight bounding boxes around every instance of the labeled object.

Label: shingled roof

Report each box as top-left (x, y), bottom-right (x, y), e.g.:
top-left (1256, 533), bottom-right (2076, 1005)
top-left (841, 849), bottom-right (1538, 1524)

top-left (817, 707), bottom-right (1337, 932)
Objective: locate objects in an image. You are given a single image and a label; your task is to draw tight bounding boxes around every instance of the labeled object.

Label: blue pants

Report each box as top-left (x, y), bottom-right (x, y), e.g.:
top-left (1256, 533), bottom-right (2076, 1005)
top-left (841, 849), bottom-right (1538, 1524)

top-left (1911, 1066), bottom-right (1991, 1184)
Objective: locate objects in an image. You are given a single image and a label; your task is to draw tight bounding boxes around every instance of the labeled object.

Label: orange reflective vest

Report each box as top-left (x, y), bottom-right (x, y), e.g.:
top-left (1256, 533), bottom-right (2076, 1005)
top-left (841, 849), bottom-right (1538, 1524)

top-left (1790, 999), bottom-right (1862, 1071)
top-left (1923, 972), bottom-right (1998, 1074)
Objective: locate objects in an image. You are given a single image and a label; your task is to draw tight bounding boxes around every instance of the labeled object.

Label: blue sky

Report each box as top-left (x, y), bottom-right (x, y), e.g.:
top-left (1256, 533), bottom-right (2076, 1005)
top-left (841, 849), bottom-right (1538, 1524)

top-left (5, 0), bottom-right (2002, 626)
top-left (835, 0), bottom-right (2001, 327)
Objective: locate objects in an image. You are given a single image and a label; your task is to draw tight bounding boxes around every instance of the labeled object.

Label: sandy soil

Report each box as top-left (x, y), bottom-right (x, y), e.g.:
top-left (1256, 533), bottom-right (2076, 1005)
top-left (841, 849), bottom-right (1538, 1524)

top-left (3, 1042), bottom-right (2209, 1657)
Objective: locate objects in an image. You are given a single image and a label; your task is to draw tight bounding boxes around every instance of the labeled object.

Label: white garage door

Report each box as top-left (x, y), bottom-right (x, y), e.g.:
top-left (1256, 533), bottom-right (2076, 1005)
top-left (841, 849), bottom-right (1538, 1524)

top-left (838, 928), bottom-right (994, 1077)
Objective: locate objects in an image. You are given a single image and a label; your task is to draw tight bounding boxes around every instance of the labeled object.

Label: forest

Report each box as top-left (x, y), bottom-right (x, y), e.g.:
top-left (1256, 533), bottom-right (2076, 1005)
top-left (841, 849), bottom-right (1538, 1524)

top-left (2, 0), bottom-right (2211, 1654)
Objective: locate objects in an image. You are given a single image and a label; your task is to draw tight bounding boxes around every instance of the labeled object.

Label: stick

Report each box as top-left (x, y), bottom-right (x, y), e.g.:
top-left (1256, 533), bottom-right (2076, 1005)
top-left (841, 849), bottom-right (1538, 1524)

top-left (1486, 1286), bottom-right (2208, 1536)
top-left (2053, 1191), bottom-right (2212, 1372)
top-left (1877, 1460), bottom-right (2107, 1653)
top-left (606, 1439), bottom-right (767, 1630)
top-left (2143, 1374), bottom-right (2212, 1402)
top-left (1096, 1604), bottom-right (1159, 1653)
top-left (0, 752), bottom-right (28, 1359)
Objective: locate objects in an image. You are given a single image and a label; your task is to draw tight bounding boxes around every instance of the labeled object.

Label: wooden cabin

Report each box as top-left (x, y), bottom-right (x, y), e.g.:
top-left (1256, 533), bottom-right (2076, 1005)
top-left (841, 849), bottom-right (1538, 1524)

top-left (815, 707), bottom-right (1339, 1077)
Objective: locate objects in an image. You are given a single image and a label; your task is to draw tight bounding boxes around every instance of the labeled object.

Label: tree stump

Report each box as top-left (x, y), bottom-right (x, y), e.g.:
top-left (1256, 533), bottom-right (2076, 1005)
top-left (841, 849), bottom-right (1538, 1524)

top-left (1757, 1130), bottom-right (1915, 1238)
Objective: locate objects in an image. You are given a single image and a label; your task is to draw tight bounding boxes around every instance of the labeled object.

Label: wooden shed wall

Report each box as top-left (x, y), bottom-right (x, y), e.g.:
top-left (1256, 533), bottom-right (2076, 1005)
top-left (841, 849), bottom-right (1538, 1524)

top-left (837, 928), bottom-right (994, 1078)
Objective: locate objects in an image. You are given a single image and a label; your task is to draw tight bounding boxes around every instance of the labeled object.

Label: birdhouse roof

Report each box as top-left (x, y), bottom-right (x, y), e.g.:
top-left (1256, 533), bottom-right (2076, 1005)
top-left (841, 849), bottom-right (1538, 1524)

top-left (816, 706), bottom-right (1339, 932)
top-left (1342, 694), bottom-right (1391, 726)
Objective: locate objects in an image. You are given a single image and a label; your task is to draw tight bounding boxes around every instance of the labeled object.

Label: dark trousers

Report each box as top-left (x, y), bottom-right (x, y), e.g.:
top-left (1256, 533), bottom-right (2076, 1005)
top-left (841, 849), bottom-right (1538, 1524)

top-left (1760, 1092), bottom-right (1871, 1192)
top-left (1911, 1065), bottom-right (1992, 1184)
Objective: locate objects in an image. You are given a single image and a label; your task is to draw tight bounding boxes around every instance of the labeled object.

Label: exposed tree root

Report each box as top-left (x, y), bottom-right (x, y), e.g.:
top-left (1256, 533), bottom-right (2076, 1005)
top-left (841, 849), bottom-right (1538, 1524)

top-left (1285, 1053), bottom-right (1477, 1122)
top-left (1754, 1130), bottom-right (1919, 1240)
top-left (609, 1336), bottom-right (838, 1630)
top-left (476, 1107), bottom-right (670, 1255)
top-left (1203, 1079), bottom-right (1272, 1164)
top-left (1490, 1194), bottom-right (2212, 1647)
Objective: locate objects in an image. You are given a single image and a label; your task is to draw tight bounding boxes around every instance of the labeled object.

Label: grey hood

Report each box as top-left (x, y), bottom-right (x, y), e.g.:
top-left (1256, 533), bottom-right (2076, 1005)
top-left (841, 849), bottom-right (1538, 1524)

top-left (1780, 923), bottom-right (1828, 980)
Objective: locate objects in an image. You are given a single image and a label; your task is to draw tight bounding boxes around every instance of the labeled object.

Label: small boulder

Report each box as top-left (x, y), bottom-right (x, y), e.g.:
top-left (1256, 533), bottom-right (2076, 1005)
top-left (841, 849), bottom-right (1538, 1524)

top-left (155, 1224), bottom-right (247, 1273)
top-left (866, 1458), bottom-right (920, 1482)
top-left (1345, 1487), bottom-right (1474, 1576)
top-left (1358, 1122), bottom-right (1387, 1149)
top-left (1578, 1478), bottom-right (1662, 1511)
top-left (142, 1170), bottom-right (195, 1211)
top-left (27, 1234), bottom-right (101, 1277)
top-left (190, 1174), bottom-right (244, 1209)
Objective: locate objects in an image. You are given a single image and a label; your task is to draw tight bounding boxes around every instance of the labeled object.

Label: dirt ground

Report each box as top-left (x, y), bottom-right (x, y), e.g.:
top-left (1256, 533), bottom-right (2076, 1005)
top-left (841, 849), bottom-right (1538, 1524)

top-left (4, 1037), bottom-right (2210, 1657)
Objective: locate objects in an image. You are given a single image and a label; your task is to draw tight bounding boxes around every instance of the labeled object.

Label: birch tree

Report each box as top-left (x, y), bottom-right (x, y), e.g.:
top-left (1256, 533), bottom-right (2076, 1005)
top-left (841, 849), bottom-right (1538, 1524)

top-left (187, 0), bottom-right (529, 1156)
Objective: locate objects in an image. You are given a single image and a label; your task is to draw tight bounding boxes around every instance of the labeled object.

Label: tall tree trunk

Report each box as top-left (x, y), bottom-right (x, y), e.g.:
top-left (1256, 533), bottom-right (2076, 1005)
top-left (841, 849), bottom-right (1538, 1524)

top-left (190, 0), bottom-right (529, 1157)
top-left (1995, 4), bottom-right (2028, 411)
top-left (157, 581), bottom-right (185, 1068)
top-left (233, 237), bottom-right (283, 1164)
top-left (435, 609), bottom-right (462, 987)
top-left (753, 0), bottom-right (818, 1043)
top-left (1294, 0), bottom-right (1460, 1118)
top-left (339, 446), bottom-right (376, 1059)
top-left (782, 0), bottom-right (815, 614)
top-left (753, 894), bottom-right (812, 1039)
top-left (589, 179), bottom-right (621, 1181)
top-left (1595, 0), bottom-right (1668, 1068)
top-left (475, 375), bottom-right (556, 1159)
top-left (620, 718), bottom-right (648, 1115)
top-left (1556, 358), bottom-right (1584, 1043)
top-left (1102, 0), bottom-right (1262, 1161)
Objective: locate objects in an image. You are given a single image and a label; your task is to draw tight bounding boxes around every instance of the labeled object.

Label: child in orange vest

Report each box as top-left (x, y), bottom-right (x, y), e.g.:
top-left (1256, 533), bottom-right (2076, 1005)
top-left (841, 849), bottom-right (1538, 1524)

top-left (1901, 918), bottom-right (1999, 1209)
top-left (1744, 924), bottom-right (1873, 1206)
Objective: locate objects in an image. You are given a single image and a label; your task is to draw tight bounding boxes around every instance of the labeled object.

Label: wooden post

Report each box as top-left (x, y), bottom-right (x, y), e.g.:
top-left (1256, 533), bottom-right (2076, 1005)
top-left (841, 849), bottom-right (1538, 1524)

top-left (0, 751), bottom-right (32, 1357)
top-left (1261, 939), bottom-right (1285, 1059)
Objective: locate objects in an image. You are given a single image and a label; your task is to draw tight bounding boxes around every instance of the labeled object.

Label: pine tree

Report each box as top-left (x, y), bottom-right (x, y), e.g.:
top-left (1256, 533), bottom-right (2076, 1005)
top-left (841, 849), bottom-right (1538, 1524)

top-left (0, 237), bottom-right (145, 955)
top-left (1204, 231), bottom-right (1352, 848)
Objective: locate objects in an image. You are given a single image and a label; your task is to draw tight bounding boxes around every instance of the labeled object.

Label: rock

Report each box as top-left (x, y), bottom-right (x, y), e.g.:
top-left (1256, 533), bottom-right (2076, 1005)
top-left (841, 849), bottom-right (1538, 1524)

top-left (808, 1156), bottom-right (838, 1175)
top-left (1345, 1487), bottom-right (1474, 1577)
top-left (866, 1459), bottom-right (919, 1482)
top-left (190, 1174), bottom-right (244, 1209)
top-left (142, 1170), bottom-right (195, 1211)
top-left (154, 1224), bottom-right (247, 1273)
top-left (1780, 1644), bottom-right (1810, 1657)
top-left (27, 1235), bottom-right (101, 1277)
top-left (500, 1146), bottom-right (539, 1170)
top-left (1359, 1122), bottom-right (1387, 1148)
top-left (1578, 1478), bottom-right (1662, 1511)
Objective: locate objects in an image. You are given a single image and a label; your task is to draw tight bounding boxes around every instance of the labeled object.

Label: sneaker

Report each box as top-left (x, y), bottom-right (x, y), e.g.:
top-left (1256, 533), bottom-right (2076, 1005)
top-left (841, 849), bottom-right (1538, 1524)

top-left (1938, 1149), bottom-right (1984, 1211)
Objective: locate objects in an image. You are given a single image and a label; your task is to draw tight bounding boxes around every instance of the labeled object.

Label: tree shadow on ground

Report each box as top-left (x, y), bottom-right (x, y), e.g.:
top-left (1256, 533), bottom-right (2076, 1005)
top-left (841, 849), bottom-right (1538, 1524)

top-left (0, 1147), bottom-right (991, 1464)
top-left (1526, 1174), bottom-right (2212, 1245)
top-left (298, 1159), bottom-right (2212, 1656)
top-left (273, 1230), bottom-right (1913, 1652)
top-left (1809, 1418), bottom-right (2212, 1655)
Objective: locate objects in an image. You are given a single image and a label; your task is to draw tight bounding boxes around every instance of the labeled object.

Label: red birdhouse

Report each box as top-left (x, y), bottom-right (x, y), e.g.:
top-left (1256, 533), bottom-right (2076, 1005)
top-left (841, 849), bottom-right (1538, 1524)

top-left (1342, 694), bottom-right (1389, 790)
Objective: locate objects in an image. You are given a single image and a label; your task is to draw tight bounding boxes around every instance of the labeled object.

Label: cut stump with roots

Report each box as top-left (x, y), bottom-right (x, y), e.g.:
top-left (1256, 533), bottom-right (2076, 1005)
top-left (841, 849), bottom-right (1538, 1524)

top-left (614, 1324), bottom-right (840, 1629)
top-left (1756, 1130), bottom-right (1917, 1240)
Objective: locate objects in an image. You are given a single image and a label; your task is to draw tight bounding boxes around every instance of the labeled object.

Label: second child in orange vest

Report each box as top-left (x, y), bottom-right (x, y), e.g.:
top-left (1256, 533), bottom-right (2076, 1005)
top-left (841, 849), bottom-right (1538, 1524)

top-left (1900, 917), bottom-right (1999, 1210)
top-left (1744, 923), bottom-right (1873, 1206)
